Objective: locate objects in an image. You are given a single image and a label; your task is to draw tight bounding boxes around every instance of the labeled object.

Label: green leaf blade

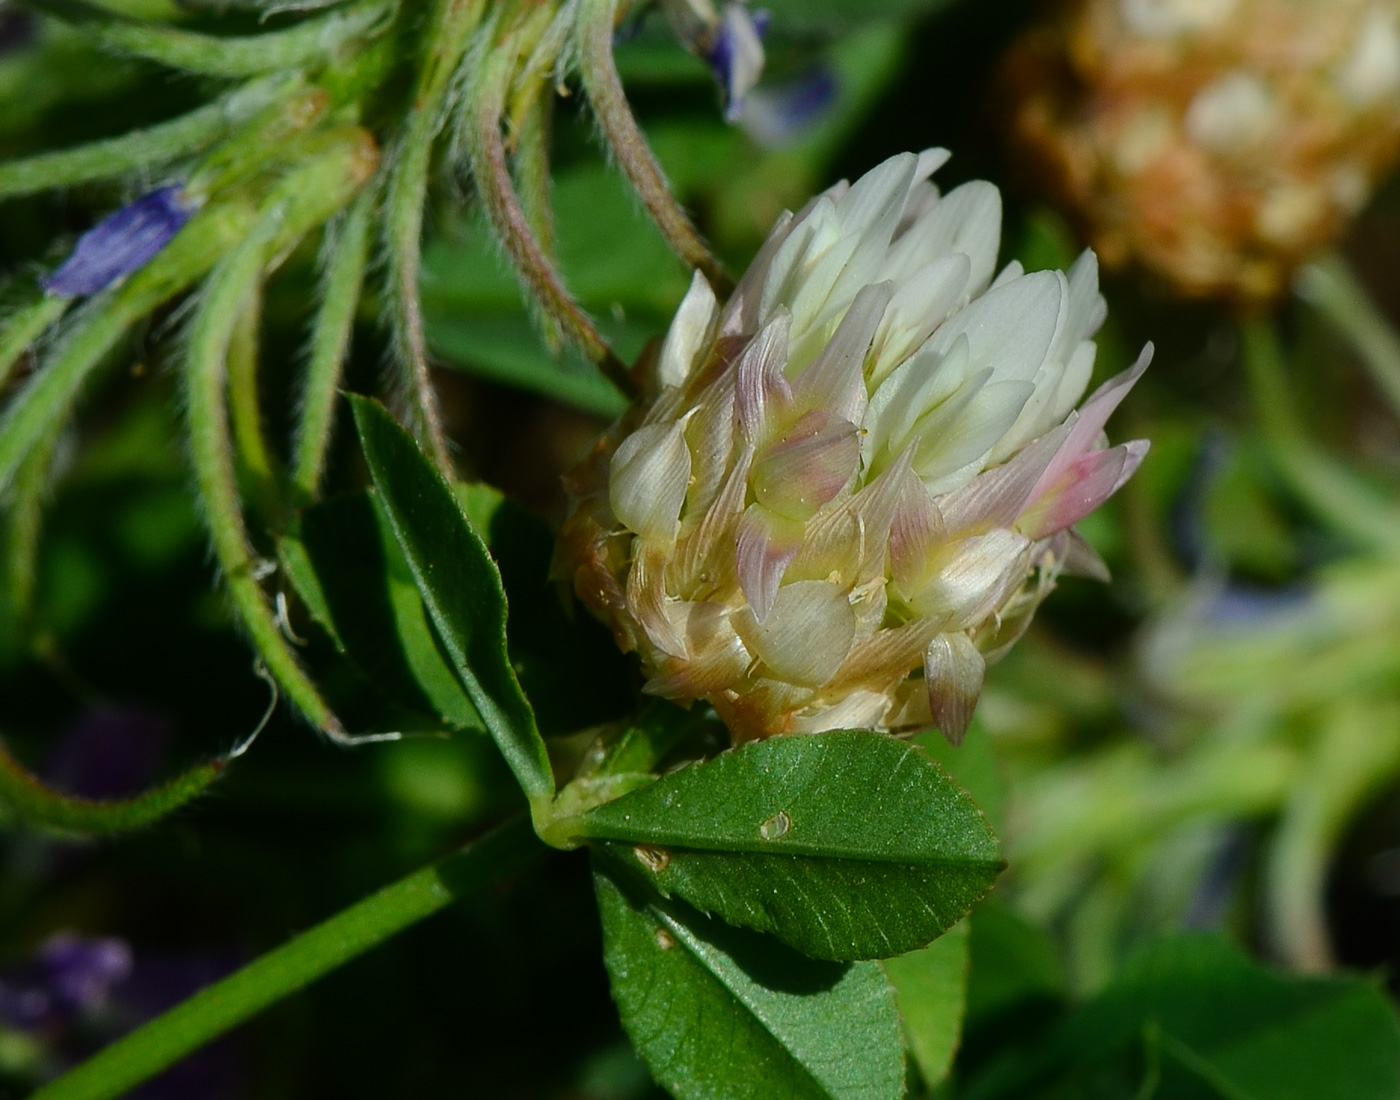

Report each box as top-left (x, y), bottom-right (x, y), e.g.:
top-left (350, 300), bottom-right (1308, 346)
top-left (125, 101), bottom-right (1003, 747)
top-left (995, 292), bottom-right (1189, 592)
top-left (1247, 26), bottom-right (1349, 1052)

top-left (580, 730), bottom-right (1002, 960)
top-left (348, 396), bottom-right (553, 813)
top-left (594, 862), bottom-right (906, 1100)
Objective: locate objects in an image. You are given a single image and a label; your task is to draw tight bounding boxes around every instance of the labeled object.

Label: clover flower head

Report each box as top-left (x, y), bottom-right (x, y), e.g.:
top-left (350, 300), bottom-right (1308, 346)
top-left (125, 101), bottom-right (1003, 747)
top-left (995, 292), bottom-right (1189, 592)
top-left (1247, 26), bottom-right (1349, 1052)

top-left (559, 150), bottom-right (1151, 744)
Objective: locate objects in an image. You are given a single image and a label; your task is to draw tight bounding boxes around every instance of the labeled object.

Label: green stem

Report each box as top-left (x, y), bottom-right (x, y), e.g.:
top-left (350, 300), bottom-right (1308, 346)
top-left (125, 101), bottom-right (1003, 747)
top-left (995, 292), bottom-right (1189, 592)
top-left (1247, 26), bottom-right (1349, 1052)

top-left (1, 416), bottom-right (63, 656)
top-left (1296, 254), bottom-right (1400, 423)
top-left (80, 0), bottom-right (396, 78)
top-left (0, 200), bottom-right (260, 494)
top-left (185, 80), bottom-right (329, 201)
top-left (292, 184), bottom-right (376, 502)
top-left (510, 70), bottom-right (563, 354)
top-left (1267, 705), bottom-right (1400, 972)
top-left (381, 0), bottom-right (484, 477)
top-left (575, 0), bottom-right (730, 293)
top-left (227, 283), bottom-right (282, 518)
top-left (0, 76), bottom-right (290, 200)
top-left (1239, 316), bottom-right (1400, 552)
top-left (186, 131), bottom-right (376, 737)
top-left (0, 737), bottom-right (225, 833)
top-left (0, 294), bottom-right (67, 390)
top-left (29, 817), bottom-right (543, 1100)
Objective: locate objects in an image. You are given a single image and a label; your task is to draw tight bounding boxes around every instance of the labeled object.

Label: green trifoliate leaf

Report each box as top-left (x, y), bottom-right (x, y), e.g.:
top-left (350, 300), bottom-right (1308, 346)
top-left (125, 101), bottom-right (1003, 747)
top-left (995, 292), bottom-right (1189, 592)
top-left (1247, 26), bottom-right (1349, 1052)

top-left (577, 729), bottom-right (1003, 961)
top-left (594, 861), bottom-right (906, 1100)
top-left (349, 396), bottom-right (554, 819)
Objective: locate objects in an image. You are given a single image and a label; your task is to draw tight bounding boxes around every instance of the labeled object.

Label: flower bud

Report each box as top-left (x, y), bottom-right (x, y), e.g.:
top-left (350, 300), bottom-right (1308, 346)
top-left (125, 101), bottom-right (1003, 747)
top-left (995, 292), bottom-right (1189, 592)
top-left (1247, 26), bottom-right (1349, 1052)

top-left (558, 150), bottom-right (1150, 743)
top-left (1000, 0), bottom-right (1400, 303)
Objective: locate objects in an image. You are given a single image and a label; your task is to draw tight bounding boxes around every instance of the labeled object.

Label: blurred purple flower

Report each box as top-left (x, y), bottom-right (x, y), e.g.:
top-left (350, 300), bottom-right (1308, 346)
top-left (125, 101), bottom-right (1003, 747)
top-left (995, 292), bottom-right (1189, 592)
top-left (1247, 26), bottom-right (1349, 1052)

top-left (0, 933), bottom-right (132, 1030)
top-left (42, 707), bottom-right (171, 801)
top-left (44, 185), bottom-right (193, 298)
top-left (740, 66), bottom-right (839, 147)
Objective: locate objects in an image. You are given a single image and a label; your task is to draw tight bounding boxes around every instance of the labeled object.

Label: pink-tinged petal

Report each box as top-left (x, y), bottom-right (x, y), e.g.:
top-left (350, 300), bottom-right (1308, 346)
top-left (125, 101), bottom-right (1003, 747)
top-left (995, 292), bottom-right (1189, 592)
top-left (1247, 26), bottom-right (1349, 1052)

top-left (735, 503), bottom-right (803, 620)
top-left (1029, 343), bottom-right (1153, 503)
top-left (925, 631), bottom-right (986, 746)
top-left (936, 424), bottom-right (1071, 535)
top-left (609, 420), bottom-right (693, 543)
top-left (1019, 439), bottom-right (1150, 539)
top-left (752, 408), bottom-right (860, 520)
top-left (683, 372), bottom-right (738, 512)
top-left (738, 579), bottom-right (856, 686)
top-left (793, 281), bottom-right (891, 422)
top-left (734, 311), bottom-right (793, 441)
top-left (657, 271), bottom-right (719, 389)
top-left (643, 601), bottom-right (751, 699)
top-left (890, 468), bottom-right (947, 593)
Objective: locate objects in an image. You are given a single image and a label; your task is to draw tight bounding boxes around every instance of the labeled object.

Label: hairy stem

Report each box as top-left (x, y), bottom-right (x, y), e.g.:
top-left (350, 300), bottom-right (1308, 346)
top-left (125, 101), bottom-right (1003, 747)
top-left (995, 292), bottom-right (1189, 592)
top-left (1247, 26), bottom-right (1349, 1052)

top-left (576, 0), bottom-right (730, 293)
top-left (293, 184), bottom-right (376, 502)
top-left (463, 8), bottom-right (629, 390)
top-left (28, 817), bottom-right (542, 1100)
top-left (185, 132), bottom-right (377, 737)
top-left (382, 0), bottom-right (485, 476)
top-left (0, 201), bottom-right (260, 494)
top-left (0, 75), bottom-right (292, 199)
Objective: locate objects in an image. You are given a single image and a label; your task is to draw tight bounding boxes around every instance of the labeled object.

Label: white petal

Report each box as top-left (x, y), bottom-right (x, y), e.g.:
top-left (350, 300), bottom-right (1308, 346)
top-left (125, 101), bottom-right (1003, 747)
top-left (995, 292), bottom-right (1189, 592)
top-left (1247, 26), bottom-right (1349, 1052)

top-left (925, 270), bottom-right (1063, 388)
top-left (794, 280), bottom-right (890, 421)
top-left (868, 252), bottom-right (971, 387)
top-left (883, 179), bottom-right (1002, 294)
top-left (735, 503), bottom-right (801, 620)
top-left (658, 270), bottom-right (719, 389)
top-left (734, 311), bottom-right (793, 440)
top-left (610, 420), bottom-right (693, 543)
top-left (914, 379), bottom-right (1036, 494)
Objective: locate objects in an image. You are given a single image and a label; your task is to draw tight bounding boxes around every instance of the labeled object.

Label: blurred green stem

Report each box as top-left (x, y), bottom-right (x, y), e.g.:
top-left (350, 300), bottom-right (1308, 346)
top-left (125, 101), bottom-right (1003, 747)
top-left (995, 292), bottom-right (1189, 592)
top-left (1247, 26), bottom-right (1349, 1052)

top-left (1296, 254), bottom-right (1400, 423)
top-left (1, 417), bottom-right (62, 657)
top-left (0, 76), bottom-right (290, 199)
top-left (0, 295), bottom-right (67, 390)
top-left (1239, 316), bottom-right (1400, 553)
top-left (1267, 705), bottom-right (1400, 972)
top-left (28, 816), bottom-right (543, 1100)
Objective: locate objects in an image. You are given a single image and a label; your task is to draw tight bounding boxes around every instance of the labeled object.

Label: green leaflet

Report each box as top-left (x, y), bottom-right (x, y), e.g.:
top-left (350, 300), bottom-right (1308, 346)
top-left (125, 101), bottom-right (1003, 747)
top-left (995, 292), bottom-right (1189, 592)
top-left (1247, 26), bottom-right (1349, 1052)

top-left (278, 492), bottom-right (482, 733)
top-left (579, 730), bottom-right (1003, 961)
top-left (884, 919), bottom-right (969, 1089)
top-left (594, 861), bottom-right (906, 1100)
top-left (349, 396), bottom-right (554, 820)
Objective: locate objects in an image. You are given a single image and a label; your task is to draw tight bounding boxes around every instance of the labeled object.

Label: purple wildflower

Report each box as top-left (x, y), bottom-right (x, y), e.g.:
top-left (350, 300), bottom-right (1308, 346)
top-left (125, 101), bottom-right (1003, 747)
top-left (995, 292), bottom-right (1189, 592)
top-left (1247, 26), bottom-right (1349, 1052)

top-left (707, 3), bottom-right (768, 122)
top-left (44, 185), bottom-right (194, 298)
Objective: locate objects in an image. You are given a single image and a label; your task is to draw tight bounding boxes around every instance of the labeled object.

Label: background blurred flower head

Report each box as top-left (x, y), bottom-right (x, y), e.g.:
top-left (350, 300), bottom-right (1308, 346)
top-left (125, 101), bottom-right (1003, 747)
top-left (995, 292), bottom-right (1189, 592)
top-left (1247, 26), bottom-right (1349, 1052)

top-left (559, 150), bottom-right (1150, 743)
top-left (1000, 0), bottom-right (1400, 304)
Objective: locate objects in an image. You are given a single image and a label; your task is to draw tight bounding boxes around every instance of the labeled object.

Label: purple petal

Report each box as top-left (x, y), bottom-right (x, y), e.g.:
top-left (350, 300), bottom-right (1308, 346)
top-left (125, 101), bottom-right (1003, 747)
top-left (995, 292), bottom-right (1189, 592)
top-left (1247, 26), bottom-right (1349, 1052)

top-left (44, 185), bottom-right (193, 298)
top-left (741, 66), bottom-right (839, 148)
top-left (708, 3), bottom-right (767, 122)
